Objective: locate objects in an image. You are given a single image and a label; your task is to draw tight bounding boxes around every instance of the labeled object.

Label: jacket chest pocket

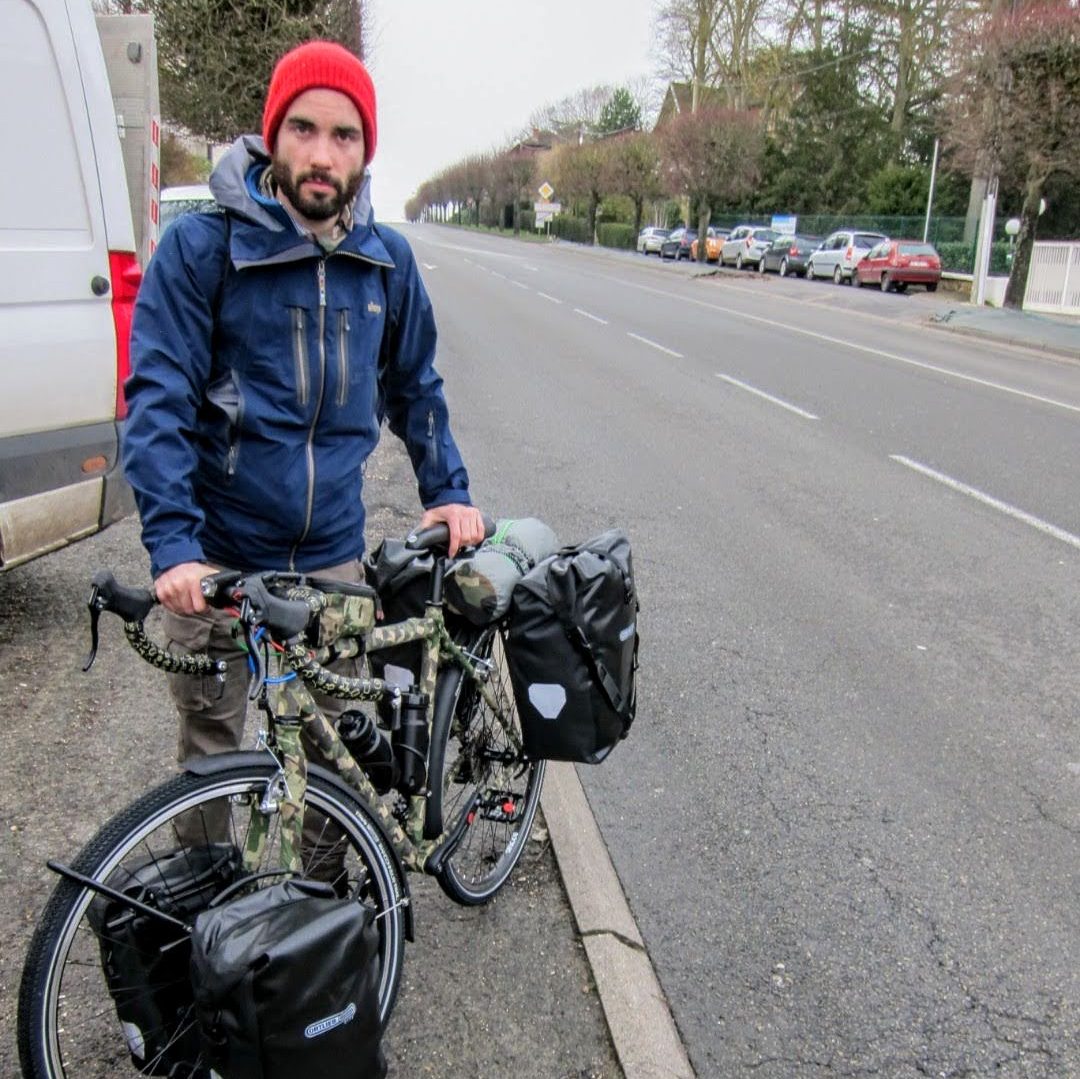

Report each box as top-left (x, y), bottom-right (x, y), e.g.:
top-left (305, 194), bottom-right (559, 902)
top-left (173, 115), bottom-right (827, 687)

top-left (332, 301), bottom-right (384, 414)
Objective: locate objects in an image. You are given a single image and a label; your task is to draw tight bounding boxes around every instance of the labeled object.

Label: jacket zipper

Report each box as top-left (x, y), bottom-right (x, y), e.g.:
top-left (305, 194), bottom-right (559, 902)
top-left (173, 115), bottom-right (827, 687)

top-left (427, 408), bottom-right (440, 473)
top-left (289, 258), bottom-right (328, 569)
top-left (292, 308), bottom-right (309, 406)
top-left (337, 309), bottom-right (351, 407)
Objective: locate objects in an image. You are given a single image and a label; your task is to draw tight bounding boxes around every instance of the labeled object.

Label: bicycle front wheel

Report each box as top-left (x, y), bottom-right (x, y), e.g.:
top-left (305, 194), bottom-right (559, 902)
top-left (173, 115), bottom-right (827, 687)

top-left (427, 625), bottom-right (546, 905)
top-left (18, 762), bottom-right (406, 1079)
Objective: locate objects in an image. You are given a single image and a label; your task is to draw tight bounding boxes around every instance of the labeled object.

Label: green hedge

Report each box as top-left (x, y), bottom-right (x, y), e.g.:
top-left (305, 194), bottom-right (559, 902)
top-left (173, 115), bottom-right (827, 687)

top-left (551, 215), bottom-right (592, 244)
top-left (597, 223), bottom-right (636, 250)
top-left (935, 241), bottom-right (1011, 275)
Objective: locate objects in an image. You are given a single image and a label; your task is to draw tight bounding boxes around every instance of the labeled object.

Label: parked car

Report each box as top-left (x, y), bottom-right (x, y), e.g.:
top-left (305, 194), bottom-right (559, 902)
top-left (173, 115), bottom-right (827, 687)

top-left (636, 226), bottom-right (671, 255)
top-left (759, 234), bottom-right (821, 277)
top-left (853, 239), bottom-right (942, 292)
top-left (690, 227), bottom-right (730, 262)
top-left (160, 184), bottom-right (217, 235)
top-left (719, 226), bottom-right (778, 269)
top-left (660, 227), bottom-right (697, 261)
top-left (806, 229), bottom-right (888, 284)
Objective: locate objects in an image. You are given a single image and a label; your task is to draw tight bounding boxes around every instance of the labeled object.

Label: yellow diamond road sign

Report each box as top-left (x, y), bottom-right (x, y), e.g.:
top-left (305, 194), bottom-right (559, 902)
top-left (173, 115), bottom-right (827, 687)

top-left (538, 181), bottom-right (554, 201)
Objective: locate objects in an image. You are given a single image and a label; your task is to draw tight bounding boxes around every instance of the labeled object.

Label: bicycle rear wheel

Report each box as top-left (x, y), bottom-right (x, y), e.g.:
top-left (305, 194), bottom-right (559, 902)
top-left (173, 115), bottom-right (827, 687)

top-left (18, 762), bottom-right (406, 1079)
top-left (426, 625), bottom-right (546, 905)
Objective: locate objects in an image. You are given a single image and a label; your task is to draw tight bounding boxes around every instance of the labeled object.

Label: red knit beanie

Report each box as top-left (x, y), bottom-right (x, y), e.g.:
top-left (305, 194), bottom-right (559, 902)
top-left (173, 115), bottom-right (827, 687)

top-left (262, 41), bottom-right (377, 165)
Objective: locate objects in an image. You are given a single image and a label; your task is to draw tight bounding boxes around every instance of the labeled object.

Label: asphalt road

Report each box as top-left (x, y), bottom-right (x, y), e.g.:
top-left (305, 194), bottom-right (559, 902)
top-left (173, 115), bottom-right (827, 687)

top-left (399, 225), bottom-right (1080, 1078)
top-left (2, 224), bottom-right (1077, 1079)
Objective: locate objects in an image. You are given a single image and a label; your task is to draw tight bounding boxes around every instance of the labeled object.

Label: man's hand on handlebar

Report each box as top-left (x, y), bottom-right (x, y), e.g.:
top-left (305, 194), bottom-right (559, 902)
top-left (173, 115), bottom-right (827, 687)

top-left (418, 504), bottom-right (486, 557)
top-left (154, 561), bottom-right (217, 615)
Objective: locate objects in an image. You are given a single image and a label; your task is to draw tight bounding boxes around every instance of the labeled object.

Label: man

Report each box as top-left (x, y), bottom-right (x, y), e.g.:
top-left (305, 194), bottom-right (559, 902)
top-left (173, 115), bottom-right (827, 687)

top-left (124, 40), bottom-right (484, 765)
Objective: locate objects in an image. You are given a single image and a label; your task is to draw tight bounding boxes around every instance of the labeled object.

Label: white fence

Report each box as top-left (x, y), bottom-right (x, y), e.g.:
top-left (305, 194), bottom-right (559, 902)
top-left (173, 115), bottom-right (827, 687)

top-left (1024, 242), bottom-right (1080, 316)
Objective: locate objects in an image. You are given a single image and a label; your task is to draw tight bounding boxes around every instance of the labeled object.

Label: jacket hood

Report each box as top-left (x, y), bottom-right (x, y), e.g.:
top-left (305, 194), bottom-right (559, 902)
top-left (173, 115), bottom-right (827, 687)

top-left (208, 134), bottom-right (376, 233)
top-left (207, 135), bottom-right (388, 268)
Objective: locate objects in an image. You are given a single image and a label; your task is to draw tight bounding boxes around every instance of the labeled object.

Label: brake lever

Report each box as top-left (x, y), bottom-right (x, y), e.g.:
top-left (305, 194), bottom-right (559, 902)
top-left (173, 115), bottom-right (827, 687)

top-left (239, 604), bottom-right (268, 701)
top-left (82, 583), bottom-right (106, 672)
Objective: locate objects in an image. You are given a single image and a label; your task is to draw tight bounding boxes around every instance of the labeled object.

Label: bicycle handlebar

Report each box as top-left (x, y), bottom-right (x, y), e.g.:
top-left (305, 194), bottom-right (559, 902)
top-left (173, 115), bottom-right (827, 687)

top-left (85, 516), bottom-right (498, 680)
top-left (405, 513), bottom-right (496, 552)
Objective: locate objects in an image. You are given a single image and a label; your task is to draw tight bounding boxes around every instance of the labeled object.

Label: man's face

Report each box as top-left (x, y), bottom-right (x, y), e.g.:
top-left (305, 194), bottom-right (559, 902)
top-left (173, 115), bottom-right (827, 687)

top-left (271, 88), bottom-right (366, 227)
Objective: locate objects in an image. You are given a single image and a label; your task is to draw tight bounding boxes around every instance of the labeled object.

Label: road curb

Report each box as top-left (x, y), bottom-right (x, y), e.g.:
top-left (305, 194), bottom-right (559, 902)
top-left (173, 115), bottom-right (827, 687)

top-left (541, 762), bottom-right (696, 1079)
top-left (923, 318), bottom-right (1080, 363)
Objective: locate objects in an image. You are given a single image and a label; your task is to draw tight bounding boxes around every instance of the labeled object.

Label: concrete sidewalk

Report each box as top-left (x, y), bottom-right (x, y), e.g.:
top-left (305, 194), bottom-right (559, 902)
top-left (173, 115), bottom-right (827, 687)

top-left (924, 303), bottom-right (1080, 361)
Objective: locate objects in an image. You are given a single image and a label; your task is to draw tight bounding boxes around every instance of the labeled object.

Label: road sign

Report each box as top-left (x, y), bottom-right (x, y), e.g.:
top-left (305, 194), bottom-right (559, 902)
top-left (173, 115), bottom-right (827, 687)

top-left (533, 201), bottom-right (561, 215)
top-left (538, 181), bottom-right (554, 201)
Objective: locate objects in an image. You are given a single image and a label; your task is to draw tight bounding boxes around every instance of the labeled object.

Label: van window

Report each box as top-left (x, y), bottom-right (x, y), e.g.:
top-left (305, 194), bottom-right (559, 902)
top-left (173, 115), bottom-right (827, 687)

top-left (0, 2), bottom-right (92, 243)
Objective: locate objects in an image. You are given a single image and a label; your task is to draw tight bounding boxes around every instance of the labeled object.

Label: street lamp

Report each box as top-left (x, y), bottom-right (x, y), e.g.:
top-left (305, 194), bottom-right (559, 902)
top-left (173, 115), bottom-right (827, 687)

top-left (1005, 217), bottom-right (1020, 266)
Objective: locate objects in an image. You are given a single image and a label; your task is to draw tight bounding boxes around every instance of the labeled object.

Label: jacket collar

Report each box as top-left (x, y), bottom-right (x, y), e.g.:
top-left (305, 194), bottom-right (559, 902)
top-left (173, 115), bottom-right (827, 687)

top-left (208, 135), bottom-right (394, 270)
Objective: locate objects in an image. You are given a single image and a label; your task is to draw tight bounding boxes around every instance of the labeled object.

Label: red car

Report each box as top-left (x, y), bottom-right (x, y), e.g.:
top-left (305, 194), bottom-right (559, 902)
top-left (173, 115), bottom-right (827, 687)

top-left (854, 240), bottom-right (942, 293)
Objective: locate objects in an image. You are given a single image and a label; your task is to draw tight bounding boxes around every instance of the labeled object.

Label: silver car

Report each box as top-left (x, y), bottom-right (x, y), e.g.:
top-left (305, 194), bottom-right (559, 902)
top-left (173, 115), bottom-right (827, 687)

top-left (806, 229), bottom-right (888, 284)
top-left (636, 227), bottom-right (671, 255)
top-left (719, 225), bottom-right (778, 269)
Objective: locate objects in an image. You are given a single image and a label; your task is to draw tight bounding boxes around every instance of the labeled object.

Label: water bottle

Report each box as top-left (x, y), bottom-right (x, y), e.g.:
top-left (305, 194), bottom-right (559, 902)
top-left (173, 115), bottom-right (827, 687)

top-left (392, 691), bottom-right (430, 795)
top-left (338, 710), bottom-right (396, 794)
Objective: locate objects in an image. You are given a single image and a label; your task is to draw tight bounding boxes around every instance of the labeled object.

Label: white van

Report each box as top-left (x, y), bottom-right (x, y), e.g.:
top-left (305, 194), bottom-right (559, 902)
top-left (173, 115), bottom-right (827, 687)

top-left (0, 0), bottom-right (151, 569)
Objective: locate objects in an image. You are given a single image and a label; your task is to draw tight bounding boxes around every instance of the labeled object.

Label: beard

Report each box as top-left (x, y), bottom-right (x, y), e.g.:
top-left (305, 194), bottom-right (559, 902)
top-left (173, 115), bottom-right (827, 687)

top-left (272, 159), bottom-right (363, 222)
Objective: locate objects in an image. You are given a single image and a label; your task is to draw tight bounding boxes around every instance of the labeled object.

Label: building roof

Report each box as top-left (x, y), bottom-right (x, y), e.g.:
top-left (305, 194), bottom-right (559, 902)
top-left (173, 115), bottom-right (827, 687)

top-left (655, 82), bottom-right (728, 128)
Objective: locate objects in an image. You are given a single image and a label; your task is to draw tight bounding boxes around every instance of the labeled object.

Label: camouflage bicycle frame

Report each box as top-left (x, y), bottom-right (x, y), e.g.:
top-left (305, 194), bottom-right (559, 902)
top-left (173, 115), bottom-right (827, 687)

top-left (241, 599), bottom-right (518, 875)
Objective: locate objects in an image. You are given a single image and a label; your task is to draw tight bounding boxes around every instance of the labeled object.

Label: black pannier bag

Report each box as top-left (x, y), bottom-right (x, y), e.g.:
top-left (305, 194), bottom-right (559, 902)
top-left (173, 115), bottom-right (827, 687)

top-left (505, 529), bottom-right (639, 764)
top-left (190, 878), bottom-right (386, 1079)
top-left (87, 842), bottom-right (242, 1075)
top-left (363, 537), bottom-right (434, 687)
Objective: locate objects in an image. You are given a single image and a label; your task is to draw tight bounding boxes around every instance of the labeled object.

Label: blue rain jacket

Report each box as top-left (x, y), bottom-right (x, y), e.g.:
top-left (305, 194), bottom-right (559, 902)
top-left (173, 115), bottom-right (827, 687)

top-left (124, 136), bottom-right (471, 578)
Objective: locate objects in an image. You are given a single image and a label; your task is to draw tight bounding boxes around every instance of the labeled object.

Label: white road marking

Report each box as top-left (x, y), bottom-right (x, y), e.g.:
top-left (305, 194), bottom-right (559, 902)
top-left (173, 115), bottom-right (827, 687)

top-left (512, 280), bottom-right (529, 290)
top-left (627, 332), bottom-right (682, 358)
top-left (574, 308), bottom-right (609, 325)
top-left (491, 271), bottom-right (507, 280)
top-left (715, 374), bottom-right (820, 420)
top-left (537, 291), bottom-right (563, 304)
top-left (890, 455), bottom-right (1080, 550)
top-left (597, 276), bottom-right (1080, 416)
top-left (421, 262), bottom-right (437, 270)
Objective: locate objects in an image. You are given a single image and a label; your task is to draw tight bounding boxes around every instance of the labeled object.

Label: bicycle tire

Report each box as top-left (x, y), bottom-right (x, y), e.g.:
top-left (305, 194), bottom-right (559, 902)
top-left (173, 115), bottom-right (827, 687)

top-left (18, 762), bottom-right (406, 1079)
top-left (426, 625), bottom-right (546, 905)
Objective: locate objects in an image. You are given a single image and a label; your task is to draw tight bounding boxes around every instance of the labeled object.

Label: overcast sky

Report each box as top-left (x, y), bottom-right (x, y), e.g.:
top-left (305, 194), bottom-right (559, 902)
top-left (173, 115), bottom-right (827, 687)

top-left (365, 0), bottom-right (660, 222)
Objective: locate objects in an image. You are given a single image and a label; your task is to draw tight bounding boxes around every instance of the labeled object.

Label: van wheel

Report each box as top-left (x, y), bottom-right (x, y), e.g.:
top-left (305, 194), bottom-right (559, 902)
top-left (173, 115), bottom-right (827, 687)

top-left (833, 265), bottom-right (844, 285)
top-left (735, 253), bottom-right (744, 270)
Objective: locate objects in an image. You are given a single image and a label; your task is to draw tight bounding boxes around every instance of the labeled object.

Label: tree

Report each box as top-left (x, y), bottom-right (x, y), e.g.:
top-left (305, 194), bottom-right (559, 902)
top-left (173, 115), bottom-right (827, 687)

top-left (943, 1), bottom-right (1080, 307)
top-left (528, 85), bottom-right (612, 143)
top-left (603, 134), bottom-right (663, 238)
top-left (491, 149), bottom-right (537, 235)
top-left (552, 143), bottom-right (608, 242)
top-left (597, 87), bottom-right (643, 135)
top-left (96, 0), bottom-right (368, 142)
top-left (658, 107), bottom-right (764, 257)
top-left (654, 0), bottom-right (722, 110)
top-left (160, 132), bottom-right (210, 186)
top-left (760, 45), bottom-right (891, 213)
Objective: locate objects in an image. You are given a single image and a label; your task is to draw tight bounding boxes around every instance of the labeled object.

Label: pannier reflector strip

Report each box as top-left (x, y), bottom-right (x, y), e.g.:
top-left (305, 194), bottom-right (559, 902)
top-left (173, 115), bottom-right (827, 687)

top-left (528, 684), bottom-right (567, 719)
